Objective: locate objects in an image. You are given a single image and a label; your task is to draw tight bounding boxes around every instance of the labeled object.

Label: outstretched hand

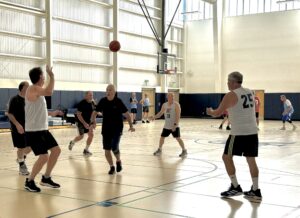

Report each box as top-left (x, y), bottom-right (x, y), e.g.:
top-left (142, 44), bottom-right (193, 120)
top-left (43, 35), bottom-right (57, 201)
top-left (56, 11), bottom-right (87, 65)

top-left (46, 65), bottom-right (54, 77)
top-left (206, 107), bottom-right (213, 116)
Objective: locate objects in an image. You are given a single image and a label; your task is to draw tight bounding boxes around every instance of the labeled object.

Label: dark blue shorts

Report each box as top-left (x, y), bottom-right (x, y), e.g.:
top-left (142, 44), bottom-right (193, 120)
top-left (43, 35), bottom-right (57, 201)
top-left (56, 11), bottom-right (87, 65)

top-left (102, 133), bottom-right (121, 151)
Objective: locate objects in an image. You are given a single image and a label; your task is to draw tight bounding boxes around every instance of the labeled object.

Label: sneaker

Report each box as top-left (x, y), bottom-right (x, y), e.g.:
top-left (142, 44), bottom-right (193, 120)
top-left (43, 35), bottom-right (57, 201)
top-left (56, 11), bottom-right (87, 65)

top-left (146, 120), bottom-right (150, 123)
top-left (226, 126), bottom-right (231, 130)
top-left (40, 176), bottom-right (60, 188)
top-left (142, 120), bottom-right (145, 123)
top-left (68, 141), bottom-right (75, 151)
top-left (153, 148), bottom-right (162, 156)
top-left (116, 161), bottom-right (122, 172)
top-left (280, 127), bottom-right (286, 130)
top-left (25, 178), bottom-right (41, 192)
top-left (83, 149), bottom-right (92, 156)
top-left (244, 186), bottom-right (262, 201)
top-left (133, 120), bottom-right (137, 125)
top-left (108, 166), bottom-right (115, 175)
top-left (221, 184), bottom-right (243, 197)
top-left (179, 149), bottom-right (187, 157)
top-left (219, 125), bottom-right (223, 130)
top-left (19, 163), bottom-right (30, 176)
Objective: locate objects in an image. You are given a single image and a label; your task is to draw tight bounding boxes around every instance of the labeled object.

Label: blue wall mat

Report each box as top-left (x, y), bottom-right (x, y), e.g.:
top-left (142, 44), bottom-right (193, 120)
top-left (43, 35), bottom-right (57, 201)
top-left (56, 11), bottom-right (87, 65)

top-left (155, 93), bottom-right (167, 114)
top-left (1, 88), bottom-right (299, 120)
top-left (0, 88), bottom-right (12, 110)
top-left (179, 93), bottom-right (223, 117)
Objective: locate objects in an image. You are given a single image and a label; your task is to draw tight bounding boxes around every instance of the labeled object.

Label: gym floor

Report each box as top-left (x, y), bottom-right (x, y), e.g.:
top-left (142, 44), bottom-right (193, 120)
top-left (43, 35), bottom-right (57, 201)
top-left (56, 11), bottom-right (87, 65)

top-left (0, 119), bottom-right (299, 218)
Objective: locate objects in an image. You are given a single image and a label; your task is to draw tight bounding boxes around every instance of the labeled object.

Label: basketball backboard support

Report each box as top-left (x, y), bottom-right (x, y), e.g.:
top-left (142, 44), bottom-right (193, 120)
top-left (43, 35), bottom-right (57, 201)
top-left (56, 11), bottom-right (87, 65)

top-left (157, 49), bottom-right (178, 74)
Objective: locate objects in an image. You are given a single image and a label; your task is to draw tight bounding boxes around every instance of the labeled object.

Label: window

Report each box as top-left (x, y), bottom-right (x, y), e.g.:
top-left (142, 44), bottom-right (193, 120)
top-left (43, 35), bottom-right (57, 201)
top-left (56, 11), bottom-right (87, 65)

top-left (226, 0), bottom-right (300, 16)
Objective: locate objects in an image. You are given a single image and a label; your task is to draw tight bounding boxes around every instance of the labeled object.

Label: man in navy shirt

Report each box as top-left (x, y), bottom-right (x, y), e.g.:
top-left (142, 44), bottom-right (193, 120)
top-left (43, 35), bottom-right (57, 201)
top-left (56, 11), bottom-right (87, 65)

top-left (91, 84), bottom-right (135, 174)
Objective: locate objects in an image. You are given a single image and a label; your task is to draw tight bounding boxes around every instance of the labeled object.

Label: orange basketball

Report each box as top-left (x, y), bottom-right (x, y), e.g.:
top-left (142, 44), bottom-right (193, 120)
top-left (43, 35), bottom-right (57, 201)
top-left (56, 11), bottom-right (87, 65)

top-left (109, 40), bottom-right (121, 52)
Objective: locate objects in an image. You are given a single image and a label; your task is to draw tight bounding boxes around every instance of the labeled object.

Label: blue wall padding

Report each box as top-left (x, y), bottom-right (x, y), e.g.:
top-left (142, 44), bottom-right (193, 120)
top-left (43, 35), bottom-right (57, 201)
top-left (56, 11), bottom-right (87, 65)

top-left (0, 89), bottom-right (299, 121)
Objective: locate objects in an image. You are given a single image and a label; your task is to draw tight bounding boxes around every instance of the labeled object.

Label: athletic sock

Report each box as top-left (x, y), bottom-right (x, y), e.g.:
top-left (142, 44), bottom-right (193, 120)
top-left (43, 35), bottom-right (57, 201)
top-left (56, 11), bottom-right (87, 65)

top-left (229, 174), bottom-right (239, 188)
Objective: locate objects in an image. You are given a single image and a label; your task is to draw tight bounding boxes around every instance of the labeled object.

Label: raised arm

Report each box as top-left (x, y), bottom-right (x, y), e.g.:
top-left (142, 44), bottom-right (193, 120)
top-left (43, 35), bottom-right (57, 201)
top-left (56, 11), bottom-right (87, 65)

top-left (35, 65), bottom-right (55, 97)
top-left (206, 92), bottom-right (237, 117)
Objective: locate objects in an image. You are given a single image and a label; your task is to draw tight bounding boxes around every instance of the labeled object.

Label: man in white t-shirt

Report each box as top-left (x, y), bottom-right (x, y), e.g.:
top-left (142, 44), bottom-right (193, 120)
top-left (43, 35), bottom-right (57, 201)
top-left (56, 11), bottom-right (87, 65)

top-left (280, 95), bottom-right (296, 130)
top-left (151, 92), bottom-right (187, 157)
top-left (207, 71), bottom-right (262, 201)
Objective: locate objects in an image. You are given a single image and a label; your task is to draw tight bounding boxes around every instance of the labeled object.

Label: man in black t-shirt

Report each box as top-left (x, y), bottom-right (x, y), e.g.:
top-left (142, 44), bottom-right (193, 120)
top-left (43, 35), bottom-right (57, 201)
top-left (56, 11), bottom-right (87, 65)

top-left (69, 91), bottom-right (96, 156)
top-left (91, 84), bottom-right (135, 175)
top-left (7, 81), bottom-right (32, 175)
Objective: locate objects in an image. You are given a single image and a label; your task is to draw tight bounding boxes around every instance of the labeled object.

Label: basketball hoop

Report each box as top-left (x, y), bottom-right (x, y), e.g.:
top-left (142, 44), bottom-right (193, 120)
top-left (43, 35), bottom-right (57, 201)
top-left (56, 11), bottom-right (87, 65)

top-left (164, 67), bottom-right (177, 74)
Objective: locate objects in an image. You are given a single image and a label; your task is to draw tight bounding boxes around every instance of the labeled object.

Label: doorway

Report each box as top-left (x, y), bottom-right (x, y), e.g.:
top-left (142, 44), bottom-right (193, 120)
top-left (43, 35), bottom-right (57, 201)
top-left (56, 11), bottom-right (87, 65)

top-left (254, 90), bottom-right (264, 120)
top-left (141, 88), bottom-right (156, 118)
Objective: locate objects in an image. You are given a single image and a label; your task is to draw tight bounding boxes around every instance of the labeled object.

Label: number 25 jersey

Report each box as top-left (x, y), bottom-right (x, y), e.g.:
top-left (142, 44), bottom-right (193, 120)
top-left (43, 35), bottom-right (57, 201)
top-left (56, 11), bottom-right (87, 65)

top-left (228, 87), bottom-right (258, 135)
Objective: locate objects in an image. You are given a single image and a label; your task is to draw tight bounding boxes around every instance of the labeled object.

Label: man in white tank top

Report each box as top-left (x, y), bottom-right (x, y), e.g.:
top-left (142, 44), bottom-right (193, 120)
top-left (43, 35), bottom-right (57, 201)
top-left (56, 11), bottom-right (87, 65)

top-left (207, 71), bottom-right (262, 201)
top-left (24, 66), bottom-right (61, 193)
top-left (151, 92), bottom-right (187, 157)
top-left (280, 95), bottom-right (296, 130)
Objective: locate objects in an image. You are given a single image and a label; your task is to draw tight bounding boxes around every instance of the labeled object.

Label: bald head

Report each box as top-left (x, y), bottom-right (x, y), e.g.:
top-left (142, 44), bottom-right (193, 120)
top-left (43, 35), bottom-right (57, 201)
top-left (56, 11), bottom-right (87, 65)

top-left (106, 84), bottom-right (116, 101)
top-left (84, 91), bottom-right (93, 102)
top-left (167, 92), bottom-right (174, 103)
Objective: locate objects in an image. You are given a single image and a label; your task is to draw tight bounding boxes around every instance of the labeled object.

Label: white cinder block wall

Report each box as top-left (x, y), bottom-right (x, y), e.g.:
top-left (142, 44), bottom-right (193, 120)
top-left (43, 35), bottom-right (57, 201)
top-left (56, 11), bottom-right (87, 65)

top-left (184, 10), bottom-right (300, 93)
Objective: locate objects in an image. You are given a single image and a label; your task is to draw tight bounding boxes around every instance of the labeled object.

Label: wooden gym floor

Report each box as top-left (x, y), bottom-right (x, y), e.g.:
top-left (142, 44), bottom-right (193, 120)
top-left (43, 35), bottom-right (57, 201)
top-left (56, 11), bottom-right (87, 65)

top-left (0, 119), bottom-right (299, 218)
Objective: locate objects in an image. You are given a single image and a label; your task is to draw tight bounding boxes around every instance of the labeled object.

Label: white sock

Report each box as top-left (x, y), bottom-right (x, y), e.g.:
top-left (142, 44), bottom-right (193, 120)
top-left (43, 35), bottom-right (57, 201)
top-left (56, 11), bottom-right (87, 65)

top-left (85, 144), bottom-right (90, 150)
top-left (229, 174), bottom-right (239, 188)
top-left (18, 158), bottom-right (25, 163)
top-left (252, 177), bottom-right (259, 190)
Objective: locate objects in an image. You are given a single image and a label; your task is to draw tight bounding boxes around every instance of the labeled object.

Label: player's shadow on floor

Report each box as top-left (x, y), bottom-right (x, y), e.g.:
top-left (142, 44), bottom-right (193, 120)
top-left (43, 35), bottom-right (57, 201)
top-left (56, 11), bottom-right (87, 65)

top-left (221, 197), bottom-right (243, 218)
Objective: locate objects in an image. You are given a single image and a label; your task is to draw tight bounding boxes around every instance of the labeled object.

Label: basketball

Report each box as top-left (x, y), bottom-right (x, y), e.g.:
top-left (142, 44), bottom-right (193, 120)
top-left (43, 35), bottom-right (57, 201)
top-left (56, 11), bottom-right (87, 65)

top-left (109, 40), bottom-right (121, 52)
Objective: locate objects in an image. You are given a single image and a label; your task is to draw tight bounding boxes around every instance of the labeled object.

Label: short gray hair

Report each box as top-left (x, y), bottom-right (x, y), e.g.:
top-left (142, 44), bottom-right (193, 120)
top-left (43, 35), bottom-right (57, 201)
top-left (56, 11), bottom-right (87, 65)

top-left (228, 71), bottom-right (243, 84)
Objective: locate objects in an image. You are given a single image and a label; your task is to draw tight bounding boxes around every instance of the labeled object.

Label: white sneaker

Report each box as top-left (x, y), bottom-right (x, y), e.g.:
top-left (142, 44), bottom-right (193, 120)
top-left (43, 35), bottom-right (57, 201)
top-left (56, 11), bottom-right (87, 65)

top-left (19, 163), bottom-right (29, 176)
top-left (179, 149), bottom-right (187, 157)
top-left (153, 148), bottom-right (162, 156)
top-left (83, 149), bottom-right (92, 156)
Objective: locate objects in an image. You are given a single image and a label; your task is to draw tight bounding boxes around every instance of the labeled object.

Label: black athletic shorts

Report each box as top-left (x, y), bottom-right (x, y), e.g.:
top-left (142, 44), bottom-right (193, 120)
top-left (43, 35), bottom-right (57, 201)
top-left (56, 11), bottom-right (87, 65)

top-left (11, 130), bottom-right (27, 149)
top-left (255, 112), bottom-right (259, 118)
top-left (76, 122), bottom-right (89, 135)
top-left (102, 133), bottom-right (121, 151)
top-left (161, 127), bottom-right (180, 138)
top-left (131, 108), bottom-right (137, 114)
top-left (143, 106), bottom-right (149, 113)
top-left (25, 130), bottom-right (58, 156)
top-left (224, 134), bottom-right (258, 157)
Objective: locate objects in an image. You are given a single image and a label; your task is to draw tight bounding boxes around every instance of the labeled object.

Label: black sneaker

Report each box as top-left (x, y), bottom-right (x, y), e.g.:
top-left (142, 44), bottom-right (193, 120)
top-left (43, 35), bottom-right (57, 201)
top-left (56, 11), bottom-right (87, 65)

top-left (40, 176), bottom-right (60, 188)
top-left (133, 120), bottom-right (137, 124)
top-left (244, 186), bottom-right (262, 201)
top-left (146, 120), bottom-right (150, 123)
top-left (221, 184), bottom-right (243, 197)
top-left (25, 178), bottom-right (41, 192)
top-left (116, 161), bottom-right (122, 172)
top-left (226, 126), bottom-right (231, 130)
top-left (108, 166), bottom-right (115, 175)
top-left (219, 125), bottom-right (223, 130)
top-left (142, 120), bottom-right (145, 123)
